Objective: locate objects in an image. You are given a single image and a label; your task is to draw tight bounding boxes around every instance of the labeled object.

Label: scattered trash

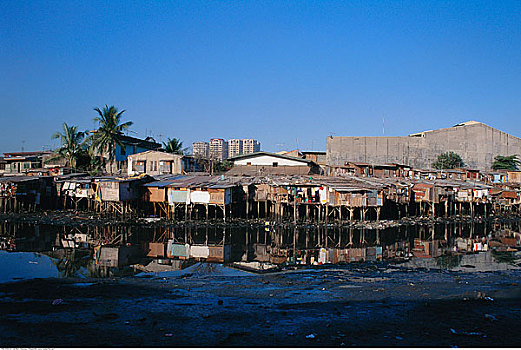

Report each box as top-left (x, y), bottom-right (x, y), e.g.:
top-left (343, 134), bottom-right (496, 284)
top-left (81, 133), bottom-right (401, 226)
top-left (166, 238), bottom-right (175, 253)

top-left (322, 287), bottom-right (326, 291)
top-left (450, 328), bottom-right (486, 337)
top-left (484, 314), bottom-right (497, 322)
top-left (28, 261), bottom-right (38, 264)
top-left (217, 300), bottom-right (224, 305)
top-left (124, 321), bottom-right (130, 325)
top-left (306, 334), bottom-right (316, 339)
top-left (144, 217), bottom-right (161, 223)
top-left (52, 299), bottom-right (63, 305)
top-left (395, 336), bottom-right (403, 340)
top-left (165, 333), bottom-right (173, 337)
top-left (484, 296), bottom-right (494, 301)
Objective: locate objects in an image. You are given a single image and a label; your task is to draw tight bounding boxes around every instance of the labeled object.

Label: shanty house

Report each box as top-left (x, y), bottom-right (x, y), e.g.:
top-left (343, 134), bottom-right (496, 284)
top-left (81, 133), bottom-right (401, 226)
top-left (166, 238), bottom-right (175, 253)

top-left (90, 133), bottom-right (161, 174)
top-left (2, 151), bottom-right (50, 175)
top-left (93, 176), bottom-right (151, 202)
top-left (507, 171), bottom-right (521, 183)
top-left (127, 150), bottom-right (184, 177)
top-left (143, 176), bottom-right (185, 203)
top-left (0, 157), bottom-right (6, 175)
top-left (227, 152), bottom-right (321, 175)
top-left (343, 162), bottom-right (406, 178)
top-left (302, 151), bottom-right (327, 164)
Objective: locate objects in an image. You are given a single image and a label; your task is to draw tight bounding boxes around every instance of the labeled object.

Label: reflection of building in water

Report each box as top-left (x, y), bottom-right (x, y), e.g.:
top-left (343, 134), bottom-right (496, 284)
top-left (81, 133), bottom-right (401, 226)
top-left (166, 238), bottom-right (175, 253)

top-left (2, 220), bottom-right (521, 272)
top-left (94, 246), bottom-right (142, 268)
top-left (412, 239), bottom-right (444, 258)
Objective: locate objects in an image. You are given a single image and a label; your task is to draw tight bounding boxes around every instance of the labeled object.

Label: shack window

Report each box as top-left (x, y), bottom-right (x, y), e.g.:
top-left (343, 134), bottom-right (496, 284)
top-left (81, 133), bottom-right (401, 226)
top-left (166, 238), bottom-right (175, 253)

top-left (247, 162), bottom-right (252, 166)
top-left (133, 145), bottom-right (137, 154)
top-left (272, 162), bottom-right (278, 167)
top-left (120, 146), bottom-right (126, 156)
top-left (135, 161), bottom-right (145, 173)
top-left (160, 161), bottom-right (171, 173)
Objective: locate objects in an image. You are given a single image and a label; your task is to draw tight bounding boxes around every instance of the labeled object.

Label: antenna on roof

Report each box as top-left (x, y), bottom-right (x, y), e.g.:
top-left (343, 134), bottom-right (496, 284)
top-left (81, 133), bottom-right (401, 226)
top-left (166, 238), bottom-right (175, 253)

top-left (382, 115), bottom-right (385, 136)
top-left (21, 140), bottom-right (25, 152)
top-left (295, 138), bottom-right (299, 152)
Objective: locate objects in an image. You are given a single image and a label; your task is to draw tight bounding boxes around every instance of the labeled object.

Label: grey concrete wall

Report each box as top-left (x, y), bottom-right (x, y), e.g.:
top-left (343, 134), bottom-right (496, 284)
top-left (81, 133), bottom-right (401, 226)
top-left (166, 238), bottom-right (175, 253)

top-left (326, 122), bottom-right (521, 170)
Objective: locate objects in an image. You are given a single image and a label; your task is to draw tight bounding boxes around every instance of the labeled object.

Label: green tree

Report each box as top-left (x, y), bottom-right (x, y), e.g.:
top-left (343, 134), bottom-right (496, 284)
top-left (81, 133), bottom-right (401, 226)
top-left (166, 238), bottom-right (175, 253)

top-left (163, 138), bottom-right (187, 155)
top-left (91, 105), bottom-right (133, 173)
top-left (213, 160), bottom-right (233, 173)
top-left (491, 155), bottom-right (520, 171)
top-left (51, 122), bottom-right (86, 169)
top-left (432, 151), bottom-right (463, 169)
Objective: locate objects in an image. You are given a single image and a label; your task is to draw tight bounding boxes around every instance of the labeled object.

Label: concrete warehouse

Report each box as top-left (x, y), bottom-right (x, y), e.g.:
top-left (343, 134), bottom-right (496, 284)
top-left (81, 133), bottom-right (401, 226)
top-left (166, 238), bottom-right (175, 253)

top-left (326, 121), bottom-right (521, 170)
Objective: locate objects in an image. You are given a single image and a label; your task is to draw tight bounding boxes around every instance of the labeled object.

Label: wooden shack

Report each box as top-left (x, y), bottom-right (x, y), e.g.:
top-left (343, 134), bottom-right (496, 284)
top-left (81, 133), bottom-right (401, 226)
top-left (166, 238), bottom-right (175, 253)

top-left (0, 176), bottom-right (50, 212)
top-left (94, 176), bottom-right (151, 202)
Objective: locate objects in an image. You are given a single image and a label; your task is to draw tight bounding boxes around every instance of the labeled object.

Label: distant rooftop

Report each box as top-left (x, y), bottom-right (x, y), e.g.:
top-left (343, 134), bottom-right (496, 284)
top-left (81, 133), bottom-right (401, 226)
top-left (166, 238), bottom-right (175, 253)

top-left (409, 120), bottom-right (483, 137)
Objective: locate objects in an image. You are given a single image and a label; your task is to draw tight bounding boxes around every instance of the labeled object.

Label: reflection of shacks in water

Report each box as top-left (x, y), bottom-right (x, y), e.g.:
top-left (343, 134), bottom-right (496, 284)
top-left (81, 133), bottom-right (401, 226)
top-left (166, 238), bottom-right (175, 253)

top-left (2, 220), bottom-right (521, 273)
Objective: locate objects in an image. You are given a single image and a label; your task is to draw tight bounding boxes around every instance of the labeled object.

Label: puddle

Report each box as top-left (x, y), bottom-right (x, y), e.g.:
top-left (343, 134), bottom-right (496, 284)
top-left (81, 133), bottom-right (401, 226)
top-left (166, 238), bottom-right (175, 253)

top-left (0, 251), bottom-right (59, 283)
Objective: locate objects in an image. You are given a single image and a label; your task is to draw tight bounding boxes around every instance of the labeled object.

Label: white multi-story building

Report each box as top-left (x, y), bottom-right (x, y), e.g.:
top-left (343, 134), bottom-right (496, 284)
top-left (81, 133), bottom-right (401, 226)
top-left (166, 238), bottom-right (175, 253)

top-left (192, 141), bottom-right (209, 158)
top-left (228, 139), bottom-right (243, 158)
top-left (242, 139), bottom-right (261, 154)
top-left (209, 139), bottom-right (228, 161)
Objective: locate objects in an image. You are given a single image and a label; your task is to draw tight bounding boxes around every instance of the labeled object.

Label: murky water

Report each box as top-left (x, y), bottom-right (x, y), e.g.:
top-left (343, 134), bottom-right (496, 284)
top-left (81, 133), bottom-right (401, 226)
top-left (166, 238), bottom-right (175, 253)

top-left (1, 219), bottom-right (520, 282)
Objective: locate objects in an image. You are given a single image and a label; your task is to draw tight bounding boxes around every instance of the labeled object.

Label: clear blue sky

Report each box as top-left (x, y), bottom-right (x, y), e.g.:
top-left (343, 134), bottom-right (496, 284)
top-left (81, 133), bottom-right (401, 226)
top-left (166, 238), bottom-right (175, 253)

top-left (1, 0), bottom-right (520, 154)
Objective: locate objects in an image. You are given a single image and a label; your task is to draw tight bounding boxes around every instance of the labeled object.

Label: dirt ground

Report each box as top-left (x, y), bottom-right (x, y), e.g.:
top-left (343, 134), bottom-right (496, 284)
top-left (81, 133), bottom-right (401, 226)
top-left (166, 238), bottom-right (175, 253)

top-left (1, 263), bottom-right (521, 347)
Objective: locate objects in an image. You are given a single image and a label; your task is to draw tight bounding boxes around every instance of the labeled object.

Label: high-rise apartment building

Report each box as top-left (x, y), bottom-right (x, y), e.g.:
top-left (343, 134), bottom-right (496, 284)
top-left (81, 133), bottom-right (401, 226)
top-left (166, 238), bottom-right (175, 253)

top-left (228, 139), bottom-right (261, 158)
top-left (242, 139), bottom-right (261, 154)
top-left (228, 139), bottom-right (243, 158)
top-left (209, 139), bottom-right (228, 161)
top-left (192, 141), bottom-right (209, 158)
top-left (195, 138), bottom-right (260, 160)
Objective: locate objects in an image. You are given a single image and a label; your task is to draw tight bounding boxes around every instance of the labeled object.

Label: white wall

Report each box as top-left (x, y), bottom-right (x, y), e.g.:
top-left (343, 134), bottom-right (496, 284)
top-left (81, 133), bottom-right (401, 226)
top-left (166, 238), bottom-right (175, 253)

top-left (234, 155), bottom-right (307, 167)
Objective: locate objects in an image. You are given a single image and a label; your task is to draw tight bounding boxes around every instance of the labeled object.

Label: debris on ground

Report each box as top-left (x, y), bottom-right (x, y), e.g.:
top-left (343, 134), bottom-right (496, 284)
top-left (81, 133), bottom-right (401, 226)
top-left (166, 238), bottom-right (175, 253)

top-left (484, 314), bottom-right (497, 322)
top-left (450, 328), bottom-right (486, 337)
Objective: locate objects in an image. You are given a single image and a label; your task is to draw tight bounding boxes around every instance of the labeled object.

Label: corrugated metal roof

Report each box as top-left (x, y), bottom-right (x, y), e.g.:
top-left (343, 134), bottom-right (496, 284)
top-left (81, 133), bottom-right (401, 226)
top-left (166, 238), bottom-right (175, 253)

top-left (143, 181), bottom-right (177, 188)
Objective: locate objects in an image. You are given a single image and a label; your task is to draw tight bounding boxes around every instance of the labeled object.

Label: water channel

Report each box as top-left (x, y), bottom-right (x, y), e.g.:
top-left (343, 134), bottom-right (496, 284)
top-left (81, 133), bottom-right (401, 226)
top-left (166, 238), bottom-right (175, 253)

top-left (1, 219), bottom-right (520, 283)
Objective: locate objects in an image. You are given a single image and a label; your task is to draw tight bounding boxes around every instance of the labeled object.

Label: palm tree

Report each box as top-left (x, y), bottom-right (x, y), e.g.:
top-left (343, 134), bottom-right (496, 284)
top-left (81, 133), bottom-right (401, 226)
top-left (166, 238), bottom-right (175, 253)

top-left (91, 105), bottom-right (133, 173)
top-left (51, 122), bottom-right (86, 169)
top-left (163, 138), bottom-right (186, 155)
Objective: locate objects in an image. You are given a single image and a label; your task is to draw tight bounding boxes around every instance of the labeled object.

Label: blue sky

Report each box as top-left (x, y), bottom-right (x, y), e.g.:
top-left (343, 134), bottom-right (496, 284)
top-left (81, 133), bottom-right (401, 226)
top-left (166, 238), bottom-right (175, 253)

top-left (1, 0), bottom-right (520, 154)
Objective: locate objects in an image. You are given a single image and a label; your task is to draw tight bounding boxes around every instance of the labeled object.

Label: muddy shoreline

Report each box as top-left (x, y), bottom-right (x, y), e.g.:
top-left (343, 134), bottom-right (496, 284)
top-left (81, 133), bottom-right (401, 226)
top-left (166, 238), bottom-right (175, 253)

top-left (1, 263), bottom-right (521, 347)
